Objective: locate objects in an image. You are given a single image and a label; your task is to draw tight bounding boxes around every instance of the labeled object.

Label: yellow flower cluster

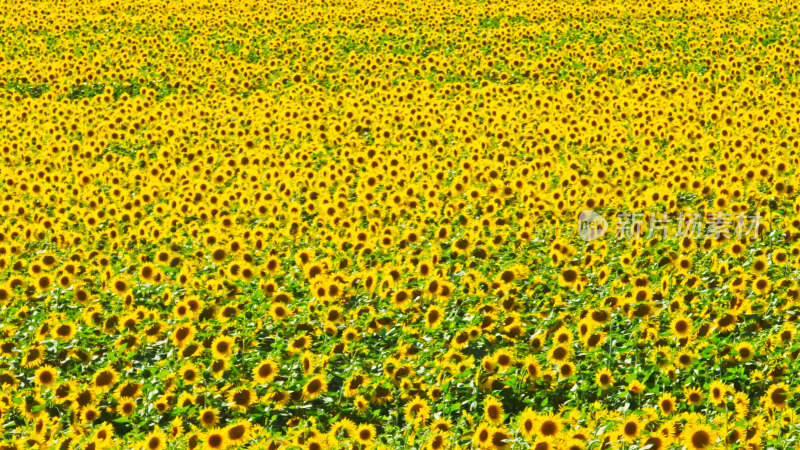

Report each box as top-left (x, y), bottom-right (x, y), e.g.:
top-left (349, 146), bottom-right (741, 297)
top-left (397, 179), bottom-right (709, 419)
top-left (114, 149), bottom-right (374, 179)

top-left (0, 0), bottom-right (799, 448)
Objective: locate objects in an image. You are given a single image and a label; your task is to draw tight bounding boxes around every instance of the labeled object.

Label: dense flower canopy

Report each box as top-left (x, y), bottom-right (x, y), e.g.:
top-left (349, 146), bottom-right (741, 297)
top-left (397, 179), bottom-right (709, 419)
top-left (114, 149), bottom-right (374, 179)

top-left (1, 0), bottom-right (800, 448)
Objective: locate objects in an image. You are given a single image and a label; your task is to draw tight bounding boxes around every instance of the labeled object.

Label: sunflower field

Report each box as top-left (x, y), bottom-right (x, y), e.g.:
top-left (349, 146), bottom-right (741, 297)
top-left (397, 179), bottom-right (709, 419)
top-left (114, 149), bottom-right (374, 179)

top-left (2, 0), bottom-right (800, 448)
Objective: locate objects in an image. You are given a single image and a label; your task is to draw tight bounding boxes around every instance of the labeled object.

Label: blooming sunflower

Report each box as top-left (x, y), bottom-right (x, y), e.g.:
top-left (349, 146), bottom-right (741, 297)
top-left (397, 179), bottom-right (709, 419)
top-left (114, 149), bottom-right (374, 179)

top-left (424, 305), bottom-right (446, 329)
top-left (141, 428), bottom-right (168, 450)
top-left (21, 345), bottom-right (46, 369)
top-left (210, 335), bottom-right (235, 359)
top-left (518, 408), bottom-right (537, 440)
top-left (483, 396), bottom-right (504, 424)
top-left (224, 420), bottom-right (251, 445)
top-left (355, 423), bottom-right (377, 445)
top-left (303, 374), bottom-right (328, 401)
top-left (765, 383), bottom-right (791, 410)
top-left (34, 365), bottom-right (58, 387)
top-left (201, 428), bottom-right (227, 450)
top-left (682, 423), bottom-right (716, 449)
top-left (595, 368), bottom-right (614, 390)
top-left (199, 407), bottom-right (220, 428)
top-left (404, 396), bottom-right (430, 424)
top-left (708, 380), bottom-right (729, 406)
top-left (253, 358), bottom-right (279, 384)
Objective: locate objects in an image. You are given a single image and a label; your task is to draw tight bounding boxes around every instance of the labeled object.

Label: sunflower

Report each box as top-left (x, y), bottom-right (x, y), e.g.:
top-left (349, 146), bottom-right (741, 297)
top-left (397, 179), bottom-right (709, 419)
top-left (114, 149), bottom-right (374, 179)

top-left (0, 284), bottom-right (10, 305)
top-left (0, 336), bottom-right (9, 362)
top-left (708, 380), bottom-right (729, 406)
top-left (355, 423), bottom-right (377, 445)
top-left (342, 327), bottom-right (360, 342)
top-left (199, 407), bottom-right (220, 428)
top-left (210, 336), bottom-right (235, 359)
top-left (473, 423), bottom-right (492, 448)
top-left (354, 394), bottom-right (369, 413)
top-left (168, 417), bottom-right (184, 440)
top-left (547, 344), bottom-right (571, 364)
top-left (404, 396), bottom-right (430, 424)
top-left (483, 396), bottom-right (504, 424)
top-left (52, 322), bottom-right (77, 341)
top-left (595, 368), bottom-right (614, 390)
top-left (20, 395), bottom-right (46, 421)
top-left (734, 342), bottom-right (755, 363)
top-left (430, 417), bottom-right (453, 435)
top-left (557, 362), bottom-right (575, 379)
top-left (303, 374), bottom-right (328, 401)
top-left (330, 418), bottom-right (357, 440)
top-left (684, 386), bottom-right (703, 406)
top-left (778, 324), bottom-right (796, 345)
top-left (92, 367), bottom-right (118, 392)
top-left (531, 439), bottom-right (552, 450)
top-left (269, 303), bottom-right (291, 321)
top-left (559, 266), bottom-right (580, 288)
top-left (773, 249), bottom-right (788, 266)
top-left (288, 334), bottom-right (312, 353)
top-left (535, 413), bottom-right (562, 438)
top-left (425, 305), bottom-right (445, 329)
top-left (142, 428), bottom-right (167, 450)
top-left (34, 365), bottom-right (58, 387)
top-left (490, 427), bottom-right (511, 450)
top-left (209, 359), bottom-right (229, 378)
top-left (201, 428), bottom-right (227, 450)
top-left (450, 235), bottom-right (474, 256)
top-left (675, 348), bottom-right (695, 368)
top-left (139, 263), bottom-right (157, 281)
top-left (523, 355), bottom-right (541, 381)
top-left (115, 381), bottom-right (143, 399)
top-left (228, 387), bottom-right (256, 412)
top-left (669, 316), bottom-right (692, 338)
top-left (154, 395), bottom-right (172, 414)
top-left (78, 406), bottom-right (100, 424)
top-left (391, 289), bottom-right (413, 309)
top-left (253, 359), bottom-right (279, 384)
top-left (210, 248), bottom-right (228, 263)
top-left (752, 276), bottom-right (771, 295)
top-left (751, 255), bottom-right (769, 273)
top-left (0, 369), bottom-right (18, 392)
top-left (683, 423), bottom-right (716, 449)
top-left (765, 383), bottom-right (790, 410)
top-left (725, 238), bottom-right (745, 257)
top-left (518, 409), bottom-right (537, 440)
top-left (307, 437), bottom-right (325, 450)
top-left (641, 435), bottom-right (666, 450)
top-left (344, 372), bottom-right (368, 397)
top-left (424, 433), bottom-right (448, 450)
top-left (21, 345), bottom-right (45, 368)
top-left (93, 422), bottom-right (115, 443)
top-left (171, 324), bottom-right (196, 348)
top-left (582, 331), bottom-right (606, 349)
top-left (657, 393), bottom-right (677, 415)
top-left (225, 421), bottom-right (251, 445)
top-left (301, 351), bottom-right (316, 375)
top-left (725, 427), bottom-right (744, 446)
top-left (34, 274), bottom-right (52, 292)
top-left (177, 392), bottom-right (197, 408)
top-left (179, 362), bottom-right (201, 385)
top-left (117, 398), bottom-right (136, 416)
top-left (493, 348), bottom-right (514, 371)
top-left (32, 414), bottom-right (51, 438)
top-left (109, 276), bottom-right (131, 296)
top-left (619, 417), bottom-right (642, 441)
top-left (650, 346), bottom-right (672, 369)
top-left (628, 379), bottom-right (646, 395)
